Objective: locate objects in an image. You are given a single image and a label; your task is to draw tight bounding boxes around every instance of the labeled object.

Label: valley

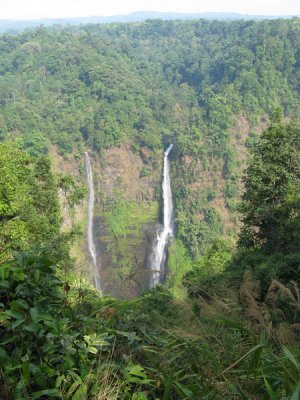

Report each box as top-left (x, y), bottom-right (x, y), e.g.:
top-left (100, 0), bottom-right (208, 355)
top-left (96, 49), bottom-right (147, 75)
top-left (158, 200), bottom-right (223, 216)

top-left (0, 17), bottom-right (300, 399)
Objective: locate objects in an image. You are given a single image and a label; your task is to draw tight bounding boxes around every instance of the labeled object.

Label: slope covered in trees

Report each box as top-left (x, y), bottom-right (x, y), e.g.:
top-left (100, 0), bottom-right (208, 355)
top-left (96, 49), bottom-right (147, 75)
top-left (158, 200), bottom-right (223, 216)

top-left (1, 119), bottom-right (300, 399)
top-left (0, 144), bottom-right (63, 262)
top-left (0, 18), bottom-right (300, 399)
top-left (0, 18), bottom-right (299, 262)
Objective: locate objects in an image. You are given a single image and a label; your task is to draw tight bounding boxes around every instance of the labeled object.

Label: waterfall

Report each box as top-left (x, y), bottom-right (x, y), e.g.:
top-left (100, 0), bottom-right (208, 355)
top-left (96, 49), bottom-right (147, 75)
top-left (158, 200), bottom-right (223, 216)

top-left (84, 152), bottom-right (101, 291)
top-left (152, 144), bottom-right (174, 286)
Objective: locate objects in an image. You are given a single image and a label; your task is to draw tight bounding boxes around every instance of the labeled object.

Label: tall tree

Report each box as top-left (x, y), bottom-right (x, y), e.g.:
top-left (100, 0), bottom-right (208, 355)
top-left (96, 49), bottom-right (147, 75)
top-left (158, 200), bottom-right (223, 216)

top-left (0, 145), bottom-right (64, 262)
top-left (239, 115), bottom-right (300, 254)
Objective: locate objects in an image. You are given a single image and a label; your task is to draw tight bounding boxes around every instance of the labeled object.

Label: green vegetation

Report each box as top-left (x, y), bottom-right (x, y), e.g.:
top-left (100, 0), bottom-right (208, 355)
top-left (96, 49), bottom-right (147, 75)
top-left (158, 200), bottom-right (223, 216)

top-left (228, 118), bottom-right (300, 289)
top-left (166, 239), bottom-right (193, 298)
top-left (1, 18), bottom-right (300, 399)
top-left (239, 115), bottom-right (300, 253)
top-left (1, 252), bottom-right (300, 399)
top-left (2, 115), bottom-right (300, 400)
top-left (0, 144), bottom-right (66, 263)
top-left (100, 192), bottom-right (159, 294)
top-left (0, 18), bottom-right (299, 253)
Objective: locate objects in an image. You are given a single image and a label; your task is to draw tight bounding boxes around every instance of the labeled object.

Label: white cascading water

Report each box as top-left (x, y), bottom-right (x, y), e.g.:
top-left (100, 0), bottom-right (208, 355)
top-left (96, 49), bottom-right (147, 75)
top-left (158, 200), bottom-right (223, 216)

top-left (152, 144), bottom-right (174, 286)
top-left (84, 152), bottom-right (101, 291)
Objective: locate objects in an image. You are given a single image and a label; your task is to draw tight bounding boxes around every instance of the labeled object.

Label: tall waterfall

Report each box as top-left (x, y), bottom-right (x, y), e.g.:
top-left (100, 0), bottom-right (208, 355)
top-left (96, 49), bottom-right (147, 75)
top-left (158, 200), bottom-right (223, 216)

top-left (152, 144), bottom-right (174, 286)
top-left (84, 152), bottom-right (101, 291)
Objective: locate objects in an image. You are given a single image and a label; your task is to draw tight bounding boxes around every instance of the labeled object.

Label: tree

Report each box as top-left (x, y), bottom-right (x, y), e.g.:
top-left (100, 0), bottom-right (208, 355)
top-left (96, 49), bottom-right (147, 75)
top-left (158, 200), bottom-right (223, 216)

top-left (0, 144), bottom-right (32, 260)
top-left (239, 116), bottom-right (300, 255)
top-left (19, 130), bottom-right (49, 157)
top-left (0, 145), bottom-right (67, 262)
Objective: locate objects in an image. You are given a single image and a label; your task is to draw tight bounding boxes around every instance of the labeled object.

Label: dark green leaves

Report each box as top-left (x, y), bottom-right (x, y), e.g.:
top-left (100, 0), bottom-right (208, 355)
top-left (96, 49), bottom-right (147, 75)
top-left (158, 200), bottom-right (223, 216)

top-left (32, 389), bottom-right (61, 399)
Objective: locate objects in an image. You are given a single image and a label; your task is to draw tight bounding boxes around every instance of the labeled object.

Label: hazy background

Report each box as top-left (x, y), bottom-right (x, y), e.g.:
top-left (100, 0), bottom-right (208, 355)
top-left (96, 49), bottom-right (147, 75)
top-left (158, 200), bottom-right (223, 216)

top-left (1, 0), bottom-right (300, 20)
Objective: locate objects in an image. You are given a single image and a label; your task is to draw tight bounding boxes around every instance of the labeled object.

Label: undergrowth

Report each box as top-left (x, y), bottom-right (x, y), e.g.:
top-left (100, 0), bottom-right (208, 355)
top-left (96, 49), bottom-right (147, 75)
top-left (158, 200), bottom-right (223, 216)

top-left (1, 252), bottom-right (300, 399)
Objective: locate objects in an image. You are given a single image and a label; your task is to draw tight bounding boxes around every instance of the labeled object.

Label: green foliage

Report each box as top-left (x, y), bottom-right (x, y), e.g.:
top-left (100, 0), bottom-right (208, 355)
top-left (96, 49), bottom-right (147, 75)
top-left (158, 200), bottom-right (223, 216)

top-left (0, 144), bottom-right (75, 264)
top-left (167, 239), bottom-right (193, 298)
top-left (234, 119), bottom-right (300, 284)
top-left (183, 238), bottom-right (234, 297)
top-left (139, 166), bottom-right (151, 178)
top-left (58, 174), bottom-right (86, 208)
top-left (0, 143), bottom-right (31, 260)
top-left (0, 252), bottom-right (114, 399)
top-left (239, 119), bottom-right (300, 253)
top-left (101, 197), bottom-right (159, 279)
top-left (19, 131), bottom-right (50, 157)
top-left (1, 19), bottom-right (300, 400)
top-left (177, 203), bottom-right (224, 259)
top-left (105, 190), bottom-right (131, 237)
top-left (2, 250), bottom-right (300, 399)
top-left (0, 19), bottom-right (299, 256)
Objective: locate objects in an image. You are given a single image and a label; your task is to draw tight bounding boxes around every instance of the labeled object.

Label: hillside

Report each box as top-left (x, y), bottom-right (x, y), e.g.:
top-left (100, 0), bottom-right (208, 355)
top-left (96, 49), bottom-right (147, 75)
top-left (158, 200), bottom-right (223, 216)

top-left (0, 19), bottom-right (299, 291)
top-left (0, 18), bottom-right (300, 399)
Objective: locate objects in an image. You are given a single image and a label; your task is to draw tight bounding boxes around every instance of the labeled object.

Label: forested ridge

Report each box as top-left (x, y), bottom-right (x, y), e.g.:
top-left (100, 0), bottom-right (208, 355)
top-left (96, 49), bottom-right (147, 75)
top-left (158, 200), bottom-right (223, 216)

top-left (0, 18), bottom-right (300, 256)
top-left (0, 18), bottom-right (300, 399)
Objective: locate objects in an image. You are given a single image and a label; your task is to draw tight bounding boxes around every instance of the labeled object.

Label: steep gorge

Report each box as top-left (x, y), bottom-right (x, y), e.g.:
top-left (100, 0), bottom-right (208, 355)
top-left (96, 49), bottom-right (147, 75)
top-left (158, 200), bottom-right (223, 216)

top-left (0, 19), bottom-right (299, 297)
top-left (50, 113), bottom-right (283, 298)
top-left (51, 144), bottom-right (162, 297)
top-left (51, 120), bottom-right (251, 298)
top-left (1, 18), bottom-right (300, 400)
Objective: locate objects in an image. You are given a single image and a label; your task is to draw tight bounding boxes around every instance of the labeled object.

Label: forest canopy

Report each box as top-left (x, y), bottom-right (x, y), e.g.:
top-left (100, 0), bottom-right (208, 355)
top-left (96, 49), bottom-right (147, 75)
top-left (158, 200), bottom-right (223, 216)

top-left (0, 18), bottom-right (300, 400)
top-left (0, 18), bottom-right (299, 257)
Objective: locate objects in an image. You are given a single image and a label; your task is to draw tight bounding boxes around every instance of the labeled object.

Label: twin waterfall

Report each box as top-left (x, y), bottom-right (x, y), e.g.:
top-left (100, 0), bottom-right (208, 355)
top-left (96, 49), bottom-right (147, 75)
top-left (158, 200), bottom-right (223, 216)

top-left (152, 144), bottom-right (174, 287)
top-left (84, 144), bottom-right (173, 291)
top-left (84, 152), bottom-right (101, 291)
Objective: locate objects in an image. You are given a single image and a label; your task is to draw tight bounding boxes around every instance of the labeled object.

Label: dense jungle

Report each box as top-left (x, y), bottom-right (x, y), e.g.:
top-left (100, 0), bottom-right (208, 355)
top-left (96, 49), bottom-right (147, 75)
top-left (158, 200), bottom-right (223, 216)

top-left (0, 18), bottom-right (300, 399)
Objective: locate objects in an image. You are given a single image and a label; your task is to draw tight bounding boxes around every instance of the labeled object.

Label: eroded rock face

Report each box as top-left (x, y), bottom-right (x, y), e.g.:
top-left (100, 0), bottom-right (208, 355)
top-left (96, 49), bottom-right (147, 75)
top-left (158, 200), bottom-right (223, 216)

top-left (98, 144), bottom-right (159, 202)
top-left (89, 144), bottom-right (162, 298)
top-left (50, 143), bottom-right (162, 298)
top-left (50, 114), bottom-right (263, 298)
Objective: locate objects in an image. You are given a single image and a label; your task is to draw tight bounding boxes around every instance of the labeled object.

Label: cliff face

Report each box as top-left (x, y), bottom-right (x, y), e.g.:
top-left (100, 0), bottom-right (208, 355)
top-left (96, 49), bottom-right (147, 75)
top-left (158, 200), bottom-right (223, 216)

top-left (50, 144), bottom-right (162, 298)
top-left (0, 19), bottom-right (298, 298)
top-left (92, 144), bottom-right (161, 298)
top-left (50, 115), bottom-right (261, 298)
